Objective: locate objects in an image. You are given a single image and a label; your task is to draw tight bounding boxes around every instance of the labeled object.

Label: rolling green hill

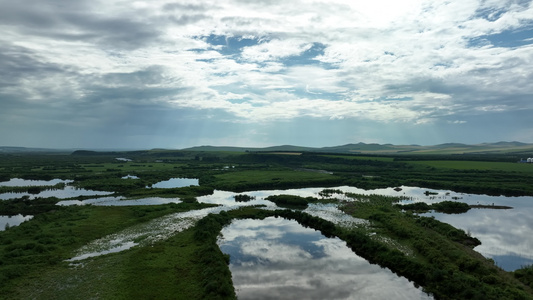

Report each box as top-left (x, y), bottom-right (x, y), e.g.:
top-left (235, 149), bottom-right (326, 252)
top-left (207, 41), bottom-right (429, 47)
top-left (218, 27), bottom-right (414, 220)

top-left (180, 141), bottom-right (533, 155)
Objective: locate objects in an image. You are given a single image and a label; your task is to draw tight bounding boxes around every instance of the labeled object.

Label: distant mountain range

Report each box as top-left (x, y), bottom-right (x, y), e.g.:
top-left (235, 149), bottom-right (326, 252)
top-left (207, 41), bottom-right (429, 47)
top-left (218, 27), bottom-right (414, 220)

top-left (0, 146), bottom-right (71, 153)
top-left (181, 141), bottom-right (533, 155)
top-left (2, 141), bottom-right (533, 155)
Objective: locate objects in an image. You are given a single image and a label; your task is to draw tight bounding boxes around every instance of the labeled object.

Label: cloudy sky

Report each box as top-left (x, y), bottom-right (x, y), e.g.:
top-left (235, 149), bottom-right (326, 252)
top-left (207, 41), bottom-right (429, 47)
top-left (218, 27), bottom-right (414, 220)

top-left (1, 0), bottom-right (532, 149)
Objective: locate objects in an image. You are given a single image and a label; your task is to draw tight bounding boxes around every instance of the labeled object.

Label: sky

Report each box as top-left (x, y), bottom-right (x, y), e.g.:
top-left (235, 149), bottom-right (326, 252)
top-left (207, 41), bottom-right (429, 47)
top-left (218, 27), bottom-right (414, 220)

top-left (1, 0), bottom-right (532, 149)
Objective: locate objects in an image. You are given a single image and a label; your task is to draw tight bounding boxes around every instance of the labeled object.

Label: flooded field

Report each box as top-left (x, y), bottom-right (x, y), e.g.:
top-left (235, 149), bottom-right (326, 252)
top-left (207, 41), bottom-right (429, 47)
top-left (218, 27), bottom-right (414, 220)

top-left (0, 178), bottom-right (112, 200)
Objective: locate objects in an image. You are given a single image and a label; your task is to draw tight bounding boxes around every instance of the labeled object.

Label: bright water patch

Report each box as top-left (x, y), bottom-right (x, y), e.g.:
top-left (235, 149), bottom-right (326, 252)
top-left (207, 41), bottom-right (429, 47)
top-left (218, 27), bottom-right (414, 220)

top-left (0, 186), bottom-right (113, 200)
top-left (218, 217), bottom-right (432, 300)
top-left (57, 196), bottom-right (182, 206)
top-left (149, 178), bottom-right (198, 188)
top-left (121, 175), bottom-right (139, 179)
top-left (0, 178), bottom-right (73, 186)
top-left (115, 158), bottom-right (132, 162)
top-left (197, 190), bottom-right (277, 208)
top-left (0, 214), bottom-right (33, 230)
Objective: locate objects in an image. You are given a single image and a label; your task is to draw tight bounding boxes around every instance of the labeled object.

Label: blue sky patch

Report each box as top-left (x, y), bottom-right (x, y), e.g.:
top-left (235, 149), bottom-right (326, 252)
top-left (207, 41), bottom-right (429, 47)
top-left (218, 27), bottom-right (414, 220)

top-left (468, 27), bottom-right (533, 48)
top-left (204, 34), bottom-right (261, 55)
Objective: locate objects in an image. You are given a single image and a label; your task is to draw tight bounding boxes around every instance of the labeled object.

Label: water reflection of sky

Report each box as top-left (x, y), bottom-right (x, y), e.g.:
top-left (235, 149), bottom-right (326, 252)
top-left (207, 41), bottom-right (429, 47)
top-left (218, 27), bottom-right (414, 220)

top-left (150, 178), bottom-right (198, 188)
top-left (218, 217), bottom-right (432, 300)
top-left (0, 214), bottom-right (33, 230)
top-left (422, 206), bottom-right (533, 271)
top-left (0, 178), bottom-right (73, 186)
top-left (57, 196), bottom-right (182, 206)
top-left (385, 186), bottom-right (533, 271)
top-left (199, 186), bottom-right (533, 271)
top-left (0, 186), bottom-right (113, 200)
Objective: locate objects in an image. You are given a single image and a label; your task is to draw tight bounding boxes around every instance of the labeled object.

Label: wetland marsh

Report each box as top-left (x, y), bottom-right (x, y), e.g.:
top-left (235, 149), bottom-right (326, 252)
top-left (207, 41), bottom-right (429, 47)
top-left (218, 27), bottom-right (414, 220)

top-left (1, 150), bottom-right (533, 299)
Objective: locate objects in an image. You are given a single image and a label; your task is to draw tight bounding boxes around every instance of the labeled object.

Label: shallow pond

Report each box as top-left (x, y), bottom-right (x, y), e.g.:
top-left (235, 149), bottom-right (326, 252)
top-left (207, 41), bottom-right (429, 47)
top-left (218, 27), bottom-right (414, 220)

top-left (218, 217), bottom-right (432, 300)
top-left (57, 196), bottom-right (182, 206)
top-left (0, 178), bottom-right (73, 186)
top-left (149, 178), bottom-right (198, 188)
top-left (0, 186), bottom-right (113, 200)
top-left (0, 214), bottom-right (33, 230)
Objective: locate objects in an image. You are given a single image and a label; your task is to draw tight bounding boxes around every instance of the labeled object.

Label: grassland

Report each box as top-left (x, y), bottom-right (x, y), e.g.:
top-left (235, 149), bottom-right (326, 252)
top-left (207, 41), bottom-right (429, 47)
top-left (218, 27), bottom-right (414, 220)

top-left (404, 160), bottom-right (533, 173)
top-left (320, 154), bottom-right (395, 162)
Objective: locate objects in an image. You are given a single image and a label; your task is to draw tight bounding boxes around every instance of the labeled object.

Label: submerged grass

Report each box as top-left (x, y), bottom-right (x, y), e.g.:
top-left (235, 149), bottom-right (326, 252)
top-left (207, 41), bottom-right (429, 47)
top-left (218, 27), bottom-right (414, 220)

top-left (7, 228), bottom-right (208, 300)
top-left (0, 202), bottom-right (214, 298)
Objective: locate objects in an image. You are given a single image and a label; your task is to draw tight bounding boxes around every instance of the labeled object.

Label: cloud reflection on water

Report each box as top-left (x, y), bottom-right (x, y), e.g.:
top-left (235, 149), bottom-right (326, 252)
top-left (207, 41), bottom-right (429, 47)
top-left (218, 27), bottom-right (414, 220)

top-left (219, 217), bottom-right (432, 300)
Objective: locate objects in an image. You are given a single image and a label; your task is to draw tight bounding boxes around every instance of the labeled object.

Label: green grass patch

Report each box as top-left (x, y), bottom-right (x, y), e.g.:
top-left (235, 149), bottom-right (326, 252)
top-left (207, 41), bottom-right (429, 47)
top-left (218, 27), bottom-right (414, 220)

top-left (212, 169), bottom-right (340, 192)
top-left (405, 160), bottom-right (533, 173)
top-left (321, 155), bottom-right (394, 162)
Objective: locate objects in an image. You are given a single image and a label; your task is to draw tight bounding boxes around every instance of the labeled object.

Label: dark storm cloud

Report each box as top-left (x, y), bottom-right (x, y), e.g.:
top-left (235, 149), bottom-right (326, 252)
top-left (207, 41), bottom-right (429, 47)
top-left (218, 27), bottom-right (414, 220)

top-left (0, 44), bottom-right (64, 88)
top-left (0, 0), bottom-right (161, 50)
top-left (0, 0), bottom-right (86, 28)
top-left (162, 3), bottom-right (213, 12)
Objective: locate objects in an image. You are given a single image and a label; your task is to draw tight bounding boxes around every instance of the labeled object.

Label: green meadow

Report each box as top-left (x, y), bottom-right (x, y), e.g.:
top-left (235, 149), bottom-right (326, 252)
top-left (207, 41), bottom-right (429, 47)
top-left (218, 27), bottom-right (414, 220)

top-left (405, 160), bottom-right (533, 173)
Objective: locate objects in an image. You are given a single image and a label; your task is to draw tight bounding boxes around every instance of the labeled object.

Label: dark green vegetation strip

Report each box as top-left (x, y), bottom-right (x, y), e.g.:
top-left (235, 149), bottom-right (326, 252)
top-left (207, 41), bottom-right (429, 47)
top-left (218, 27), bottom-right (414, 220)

top-left (515, 265), bottom-right (533, 290)
top-left (397, 200), bottom-right (471, 214)
top-left (193, 212), bottom-right (236, 299)
top-left (210, 169), bottom-right (340, 192)
top-left (265, 194), bottom-right (313, 208)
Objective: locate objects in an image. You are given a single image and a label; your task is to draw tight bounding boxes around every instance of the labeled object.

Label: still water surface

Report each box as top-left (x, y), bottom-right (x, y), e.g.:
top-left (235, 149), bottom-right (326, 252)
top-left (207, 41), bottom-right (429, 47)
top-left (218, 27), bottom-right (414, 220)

top-left (0, 178), bottom-right (112, 200)
top-left (218, 217), bottom-right (431, 300)
top-left (0, 178), bottom-right (72, 186)
top-left (0, 214), bottom-right (33, 231)
top-left (149, 178), bottom-right (198, 188)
